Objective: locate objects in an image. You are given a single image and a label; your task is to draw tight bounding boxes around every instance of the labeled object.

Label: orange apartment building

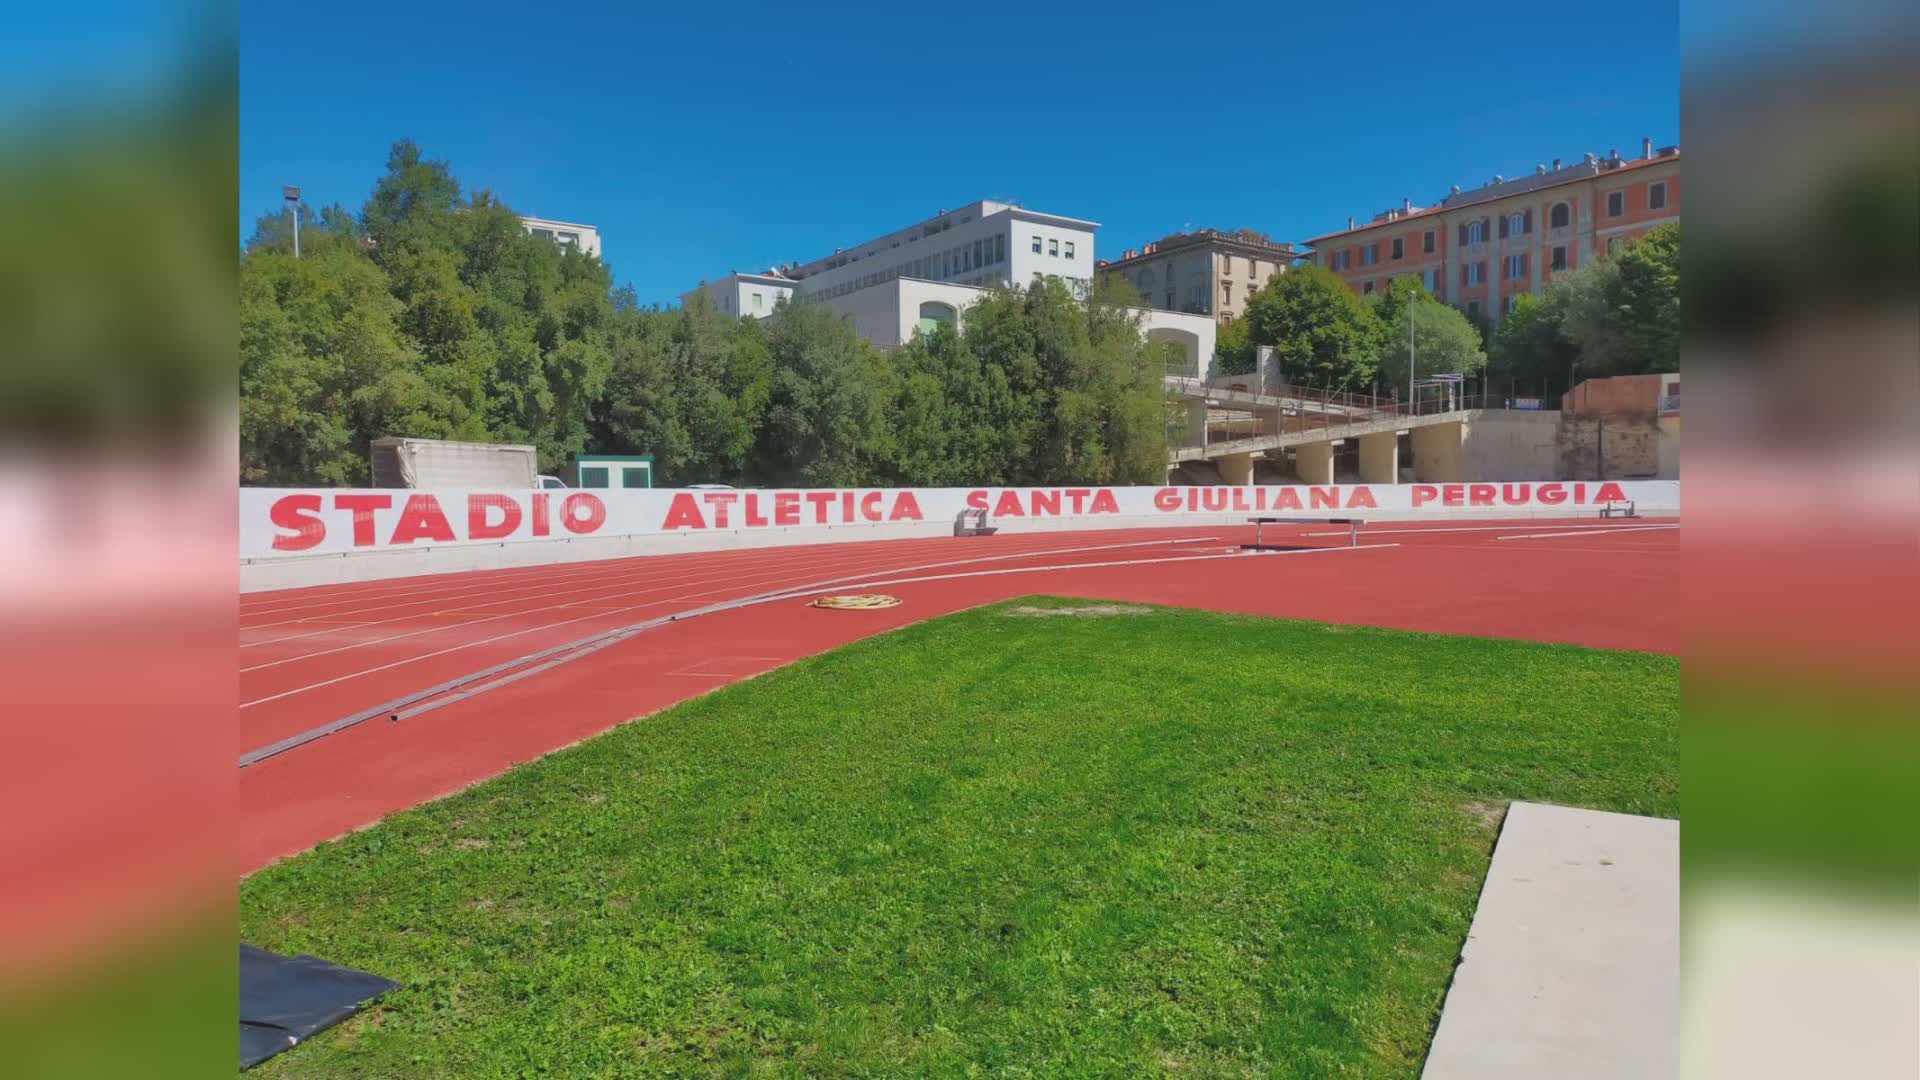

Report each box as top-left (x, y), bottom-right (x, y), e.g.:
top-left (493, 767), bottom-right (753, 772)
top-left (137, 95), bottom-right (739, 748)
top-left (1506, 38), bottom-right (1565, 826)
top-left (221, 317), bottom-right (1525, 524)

top-left (1306, 139), bottom-right (1679, 328)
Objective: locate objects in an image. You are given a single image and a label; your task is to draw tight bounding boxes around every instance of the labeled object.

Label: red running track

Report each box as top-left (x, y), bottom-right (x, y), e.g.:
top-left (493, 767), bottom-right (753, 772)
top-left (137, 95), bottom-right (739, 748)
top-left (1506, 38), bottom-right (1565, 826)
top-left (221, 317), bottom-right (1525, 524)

top-left (239, 519), bottom-right (1677, 873)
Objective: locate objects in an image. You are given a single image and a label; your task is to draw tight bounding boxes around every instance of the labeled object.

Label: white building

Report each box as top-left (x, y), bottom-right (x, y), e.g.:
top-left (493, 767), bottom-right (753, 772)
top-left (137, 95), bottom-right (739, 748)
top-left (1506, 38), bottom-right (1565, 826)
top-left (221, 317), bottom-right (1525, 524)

top-left (682, 198), bottom-right (1216, 375)
top-left (680, 272), bottom-right (796, 318)
top-left (684, 200), bottom-right (1096, 315)
top-left (521, 216), bottom-right (601, 259)
top-left (785, 199), bottom-right (1099, 301)
top-left (830, 276), bottom-right (1215, 377)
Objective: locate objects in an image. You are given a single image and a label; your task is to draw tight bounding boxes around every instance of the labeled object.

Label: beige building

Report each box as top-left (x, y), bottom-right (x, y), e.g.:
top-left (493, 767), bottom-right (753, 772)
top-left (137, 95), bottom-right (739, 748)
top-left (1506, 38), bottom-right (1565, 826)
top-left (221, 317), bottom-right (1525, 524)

top-left (1096, 228), bottom-right (1302, 325)
top-left (1307, 140), bottom-right (1679, 328)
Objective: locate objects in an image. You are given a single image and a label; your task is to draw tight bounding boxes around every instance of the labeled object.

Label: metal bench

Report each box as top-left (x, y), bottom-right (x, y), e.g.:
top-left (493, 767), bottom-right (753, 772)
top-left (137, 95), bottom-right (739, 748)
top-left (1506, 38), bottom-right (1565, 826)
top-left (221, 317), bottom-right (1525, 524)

top-left (1247, 516), bottom-right (1365, 549)
top-left (1599, 500), bottom-right (1639, 520)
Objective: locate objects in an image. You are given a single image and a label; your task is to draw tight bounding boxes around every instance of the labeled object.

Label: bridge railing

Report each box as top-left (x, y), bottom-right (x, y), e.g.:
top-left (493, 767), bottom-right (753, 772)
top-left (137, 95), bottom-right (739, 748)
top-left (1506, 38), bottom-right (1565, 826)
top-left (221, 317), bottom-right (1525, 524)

top-left (1165, 378), bottom-right (1487, 454)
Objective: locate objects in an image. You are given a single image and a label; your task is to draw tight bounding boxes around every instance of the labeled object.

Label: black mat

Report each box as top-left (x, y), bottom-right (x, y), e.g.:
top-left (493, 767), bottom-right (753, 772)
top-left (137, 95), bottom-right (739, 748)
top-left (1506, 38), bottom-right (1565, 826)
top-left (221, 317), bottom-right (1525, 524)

top-left (240, 944), bottom-right (400, 1069)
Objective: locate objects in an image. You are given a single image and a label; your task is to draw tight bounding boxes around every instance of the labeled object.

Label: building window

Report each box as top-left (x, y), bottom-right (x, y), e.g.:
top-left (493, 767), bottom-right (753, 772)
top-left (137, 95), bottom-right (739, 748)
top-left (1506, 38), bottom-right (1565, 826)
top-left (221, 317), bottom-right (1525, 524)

top-left (1032, 235), bottom-right (1042, 253)
top-left (1551, 245), bottom-right (1568, 271)
top-left (1468, 300), bottom-right (1481, 321)
top-left (1361, 243), bottom-right (1377, 266)
top-left (1064, 240), bottom-right (1075, 259)
top-left (1423, 230), bottom-right (1435, 253)
top-left (1391, 237), bottom-right (1404, 260)
top-left (1222, 281), bottom-right (1233, 305)
top-left (1422, 269), bottom-right (1437, 291)
top-left (1504, 253), bottom-right (1528, 279)
top-left (995, 235), bottom-right (1005, 262)
top-left (1048, 238), bottom-right (1059, 256)
top-left (1550, 203), bottom-right (1570, 229)
top-left (1607, 191), bottom-right (1625, 217)
top-left (1465, 220), bottom-right (1485, 244)
top-left (752, 292), bottom-right (763, 311)
top-left (1220, 256), bottom-right (1232, 277)
top-left (1504, 295), bottom-right (1517, 314)
top-left (1648, 182), bottom-right (1667, 210)
top-left (1463, 261), bottom-right (1484, 286)
top-left (1362, 280), bottom-right (1375, 295)
top-left (1508, 213), bottom-right (1526, 236)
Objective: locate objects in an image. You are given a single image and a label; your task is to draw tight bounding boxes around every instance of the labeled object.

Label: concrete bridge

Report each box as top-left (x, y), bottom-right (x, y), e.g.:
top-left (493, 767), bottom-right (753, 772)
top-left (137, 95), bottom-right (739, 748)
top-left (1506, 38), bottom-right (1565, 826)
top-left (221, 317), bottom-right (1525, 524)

top-left (1163, 375), bottom-right (1478, 484)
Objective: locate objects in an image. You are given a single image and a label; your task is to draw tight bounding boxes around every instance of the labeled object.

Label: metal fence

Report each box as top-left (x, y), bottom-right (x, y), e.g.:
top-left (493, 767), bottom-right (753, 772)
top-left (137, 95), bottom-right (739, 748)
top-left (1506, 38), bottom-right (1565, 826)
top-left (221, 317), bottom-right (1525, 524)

top-left (1164, 373), bottom-right (1487, 452)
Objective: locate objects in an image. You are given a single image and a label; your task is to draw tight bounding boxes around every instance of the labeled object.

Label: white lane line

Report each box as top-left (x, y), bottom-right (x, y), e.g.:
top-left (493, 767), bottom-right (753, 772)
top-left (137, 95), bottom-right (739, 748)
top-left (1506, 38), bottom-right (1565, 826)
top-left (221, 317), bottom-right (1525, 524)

top-left (1495, 525), bottom-right (1679, 541)
top-left (1300, 522), bottom-right (1672, 537)
top-left (239, 535), bottom-right (947, 622)
top-left (239, 531), bottom-right (1219, 626)
top-left (242, 536), bottom-right (936, 644)
top-left (789, 542), bottom-right (1400, 594)
top-left (241, 535), bottom-right (1225, 705)
top-left (239, 602), bottom-right (671, 709)
top-left (242, 534), bottom-right (1222, 662)
top-left (1420, 543), bottom-right (1673, 556)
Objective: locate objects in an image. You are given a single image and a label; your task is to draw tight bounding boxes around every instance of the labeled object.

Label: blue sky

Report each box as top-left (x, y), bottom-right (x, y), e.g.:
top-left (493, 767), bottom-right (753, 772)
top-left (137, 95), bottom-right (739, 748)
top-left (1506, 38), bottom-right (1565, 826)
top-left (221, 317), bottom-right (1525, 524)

top-left (240, 0), bottom-right (1677, 306)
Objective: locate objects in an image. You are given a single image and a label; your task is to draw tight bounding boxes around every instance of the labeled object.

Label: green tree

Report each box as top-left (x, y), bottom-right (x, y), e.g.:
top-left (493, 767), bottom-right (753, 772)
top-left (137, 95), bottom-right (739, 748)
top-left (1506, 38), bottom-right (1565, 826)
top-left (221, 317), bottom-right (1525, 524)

top-left (239, 245), bottom-right (439, 484)
top-left (754, 301), bottom-right (893, 487)
top-left (1240, 265), bottom-right (1388, 391)
top-left (1561, 223), bottom-right (1680, 376)
top-left (1213, 314), bottom-right (1254, 376)
top-left (1489, 289), bottom-right (1581, 398)
top-left (1369, 275), bottom-right (1487, 396)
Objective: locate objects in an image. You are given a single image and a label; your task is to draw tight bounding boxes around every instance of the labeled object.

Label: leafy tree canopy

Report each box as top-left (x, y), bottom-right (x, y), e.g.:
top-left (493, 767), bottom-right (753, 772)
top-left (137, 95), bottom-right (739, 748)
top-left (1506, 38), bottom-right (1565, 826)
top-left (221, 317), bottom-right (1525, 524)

top-left (1240, 265), bottom-right (1387, 391)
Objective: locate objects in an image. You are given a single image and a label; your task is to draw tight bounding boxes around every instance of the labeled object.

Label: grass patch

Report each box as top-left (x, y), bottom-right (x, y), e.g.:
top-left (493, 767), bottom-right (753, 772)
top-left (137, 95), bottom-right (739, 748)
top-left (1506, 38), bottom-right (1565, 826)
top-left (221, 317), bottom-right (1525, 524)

top-left (240, 597), bottom-right (1677, 1078)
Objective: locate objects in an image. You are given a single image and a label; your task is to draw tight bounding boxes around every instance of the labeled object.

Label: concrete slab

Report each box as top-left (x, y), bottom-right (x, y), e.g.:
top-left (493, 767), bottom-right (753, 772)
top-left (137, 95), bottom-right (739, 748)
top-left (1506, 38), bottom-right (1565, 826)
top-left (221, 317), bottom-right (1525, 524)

top-left (1422, 801), bottom-right (1678, 1079)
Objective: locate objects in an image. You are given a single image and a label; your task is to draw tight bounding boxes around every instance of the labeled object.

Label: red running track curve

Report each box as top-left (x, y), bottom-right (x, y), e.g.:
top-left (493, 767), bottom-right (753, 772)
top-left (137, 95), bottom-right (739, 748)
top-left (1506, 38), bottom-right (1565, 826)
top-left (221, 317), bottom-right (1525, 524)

top-left (239, 519), bottom-right (1677, 873)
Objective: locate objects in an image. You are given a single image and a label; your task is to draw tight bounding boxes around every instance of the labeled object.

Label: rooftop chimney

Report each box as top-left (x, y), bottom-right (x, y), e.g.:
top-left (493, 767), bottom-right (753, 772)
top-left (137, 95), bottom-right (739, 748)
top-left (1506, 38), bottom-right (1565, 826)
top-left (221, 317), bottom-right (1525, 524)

top-left (1642, 136), bottom-right (1653, 159)
top-left (1536, 163), bottom-right (1547, 175)
top-left (1584, 152), bottom-right (1597, 165)
top-left (1608, 147), bottom-right (1620, 162)
top-left (1552, 158), bottom-right (1562, 170)
top-left (1403, 196), bottom-right (1412, 211)
top-left (1348, 216), bottom-right (1355, 230)
top-left (1450, 184), bottom-right (1461, 195)
top-left (1493, 174), bottom-right (1504, 184)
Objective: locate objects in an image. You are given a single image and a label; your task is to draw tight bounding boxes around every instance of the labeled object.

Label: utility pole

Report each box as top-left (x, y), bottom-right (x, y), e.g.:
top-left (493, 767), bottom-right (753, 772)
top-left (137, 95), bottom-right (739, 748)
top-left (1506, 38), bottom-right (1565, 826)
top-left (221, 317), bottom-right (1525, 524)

top-left (283, 186), bottom-right (301, 258)
top-left (1407, 289), bottom-right (1416, 414)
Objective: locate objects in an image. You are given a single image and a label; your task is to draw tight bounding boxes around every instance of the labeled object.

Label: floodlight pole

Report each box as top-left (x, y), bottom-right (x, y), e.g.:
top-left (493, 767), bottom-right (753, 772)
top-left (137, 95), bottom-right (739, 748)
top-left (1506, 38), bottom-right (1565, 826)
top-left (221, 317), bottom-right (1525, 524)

top-left (284, 185), bottom-right (302, 258)
top-left (1407, 289), bottom-right (1416, 414)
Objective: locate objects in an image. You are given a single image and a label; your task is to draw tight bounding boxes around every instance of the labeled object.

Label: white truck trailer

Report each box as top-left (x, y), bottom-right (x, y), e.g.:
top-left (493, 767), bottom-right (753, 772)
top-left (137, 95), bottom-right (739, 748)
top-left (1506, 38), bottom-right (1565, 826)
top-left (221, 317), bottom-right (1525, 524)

top-left (369, 437), bottom-right (539, 489)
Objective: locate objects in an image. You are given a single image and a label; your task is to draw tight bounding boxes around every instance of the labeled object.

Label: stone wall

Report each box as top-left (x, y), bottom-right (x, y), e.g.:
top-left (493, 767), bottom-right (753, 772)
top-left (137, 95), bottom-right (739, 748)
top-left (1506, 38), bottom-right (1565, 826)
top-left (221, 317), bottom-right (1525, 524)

top-left (1557, 413), bottom-right (1663, 479)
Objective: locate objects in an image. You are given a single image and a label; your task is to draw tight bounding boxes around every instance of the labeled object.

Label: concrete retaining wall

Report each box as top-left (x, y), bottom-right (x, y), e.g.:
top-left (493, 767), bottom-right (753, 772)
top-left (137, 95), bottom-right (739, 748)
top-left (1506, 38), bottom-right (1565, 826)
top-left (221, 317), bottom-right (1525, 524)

top-left (242, 497), bottom-right (1678, 592)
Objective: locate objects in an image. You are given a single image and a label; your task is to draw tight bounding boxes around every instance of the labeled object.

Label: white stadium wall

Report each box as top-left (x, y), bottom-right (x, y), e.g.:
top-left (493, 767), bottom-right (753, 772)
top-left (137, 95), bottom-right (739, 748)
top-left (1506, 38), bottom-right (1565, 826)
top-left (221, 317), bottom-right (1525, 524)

top-left (240, 481), bottom-right (1679, 592)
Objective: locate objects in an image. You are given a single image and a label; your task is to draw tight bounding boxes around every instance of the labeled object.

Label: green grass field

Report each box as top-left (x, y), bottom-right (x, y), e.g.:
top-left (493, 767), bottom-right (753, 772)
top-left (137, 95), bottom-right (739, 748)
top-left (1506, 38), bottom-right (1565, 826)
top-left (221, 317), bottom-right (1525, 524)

top-left (240, 598), bottom-right (1678, 1078)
